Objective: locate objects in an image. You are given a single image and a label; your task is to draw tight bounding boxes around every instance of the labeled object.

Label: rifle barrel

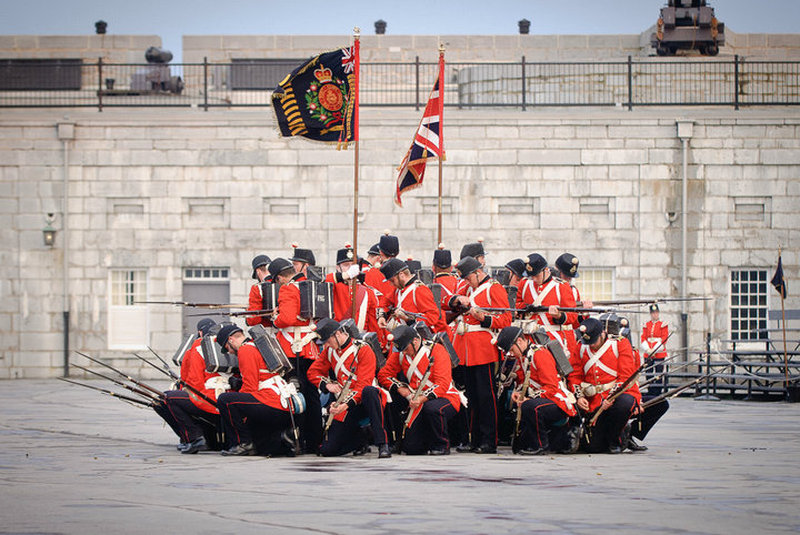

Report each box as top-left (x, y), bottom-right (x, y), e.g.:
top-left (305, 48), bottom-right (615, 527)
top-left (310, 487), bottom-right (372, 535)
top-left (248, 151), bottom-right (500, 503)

top-left (71, 363), bottom-right (161, 402)
top-left (76, 351), bottom-right (165, 399)
top-left (58, 377), bottom-right (154, 407)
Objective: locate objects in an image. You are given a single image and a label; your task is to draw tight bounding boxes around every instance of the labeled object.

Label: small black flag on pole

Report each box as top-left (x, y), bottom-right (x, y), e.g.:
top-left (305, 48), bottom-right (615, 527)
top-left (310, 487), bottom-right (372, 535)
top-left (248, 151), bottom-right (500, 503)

top-left (771, 254), bottom-right (787, 299)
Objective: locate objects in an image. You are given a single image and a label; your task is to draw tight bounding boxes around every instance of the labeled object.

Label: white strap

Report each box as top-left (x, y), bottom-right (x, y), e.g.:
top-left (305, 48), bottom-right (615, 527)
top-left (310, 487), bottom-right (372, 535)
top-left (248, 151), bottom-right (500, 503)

top-left (582, 339), bottom-right (618, 377)
top-left (332, 344), bottom-right (359, 381)
top-left (468, 279), bottom-right (494, 308)
top-left (405, 345), bottom-right (431, 383)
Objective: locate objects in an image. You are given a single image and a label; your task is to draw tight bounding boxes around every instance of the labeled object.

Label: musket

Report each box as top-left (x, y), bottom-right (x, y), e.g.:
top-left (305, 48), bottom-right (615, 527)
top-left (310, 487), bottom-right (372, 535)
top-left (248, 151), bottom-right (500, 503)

top-left (58, 377), bottom-right (155, 408)
top-left (187, 308), bottom-right (273, 318)
top-left (134, 300), bottom-right (248, 309)
top-left (639, 357), bottom-right (704, 389)
top-left (641, 371), bottom-right (723, 409)
top-left (147, 346), bottom-right (179, 380)
top-left (71, 363), bottom-right (162, 403)
top-left (479, 305), bottom-right (647, 315)
top-left (587, 332), bottom-right (674, 426)
top-left (130, 352), bottom-right (219, 409)
top-left (402, 350), bottom-right (436, 439)
top-left (579, 296), bottom-right (711, 307)
top-left (511, 348), bottom-right (533, 452)
top-left (324, 356), bottom-right (359, 438)
top-left (76, 351), bottom-right (166, 399)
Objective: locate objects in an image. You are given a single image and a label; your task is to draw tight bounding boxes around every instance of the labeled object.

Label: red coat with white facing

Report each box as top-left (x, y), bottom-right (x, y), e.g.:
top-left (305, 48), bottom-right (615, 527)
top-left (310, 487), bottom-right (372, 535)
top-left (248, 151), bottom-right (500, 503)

top-left (307, 338), bottom-right (385, 422)
top-left (514, 345), bottom-right (576, 416)
top-left (515, 275), bottom-right (578, 330)
top-left (378, 343), bottom-right (460, 425)
top-left (246, 282), bottom-right (273, 327)
top-left (570, 335), bottom-right (641, 412)
top-left (384, 277), bottom-right (450, 334)
top-left (181, 338), bottom-right (221, 414)
top-left (641, 320), bottom-right (669, 360)
top-left (272, 275), bottom-right (319, 360)
top-left (236, 341), bottom-right (291, 411)
top-left (451, 276), bottom-right (512, 366)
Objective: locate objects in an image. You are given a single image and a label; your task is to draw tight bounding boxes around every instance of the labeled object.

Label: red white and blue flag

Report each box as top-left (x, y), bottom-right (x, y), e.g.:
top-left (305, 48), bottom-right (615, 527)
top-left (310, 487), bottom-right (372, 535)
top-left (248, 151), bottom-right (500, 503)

top-left (395, 55), bottom-right (445, 206)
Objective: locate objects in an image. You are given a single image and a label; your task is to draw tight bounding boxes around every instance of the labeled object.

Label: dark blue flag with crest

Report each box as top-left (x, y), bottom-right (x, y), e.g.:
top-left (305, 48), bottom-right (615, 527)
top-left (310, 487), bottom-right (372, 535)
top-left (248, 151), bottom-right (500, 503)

top-left (771, 254), bottom-right (788, 299)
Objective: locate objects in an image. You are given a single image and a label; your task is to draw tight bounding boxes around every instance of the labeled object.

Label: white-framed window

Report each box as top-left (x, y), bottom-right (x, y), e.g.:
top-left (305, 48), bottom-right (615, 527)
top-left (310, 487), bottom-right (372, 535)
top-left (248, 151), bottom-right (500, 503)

top-left (730, 268), bottom-right (769, 341)
top-left (183, 267), bottom-right (230, 281)
top-left (108, 269), bottom-right (148, 349)
top-left (575, 267), bottom-right (615, 302)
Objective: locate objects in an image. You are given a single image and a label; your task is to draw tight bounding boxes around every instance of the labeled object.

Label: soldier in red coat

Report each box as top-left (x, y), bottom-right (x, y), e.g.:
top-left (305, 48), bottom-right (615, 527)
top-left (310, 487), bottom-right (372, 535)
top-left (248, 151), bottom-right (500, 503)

top-left (431, 245), bottom-right (459, 309)
top-left (156, 318), bottom-right (226, 454)
top-left (378, 325), bottom-right (461, 455)
top-left (641, 303), bottom-right (670, 395)
top-left (214, 324), bottom-right (296, 456)
top-left (448, 256), bottom-right (512, 453)
top-left (289, 244), bottom-right (316, 279)
top-left (572, 318), bottom-right (642, 454)
top-left (308, 319), bottom-right (391, 458)
top-left (496, 326), bottom-right (580, 455)
top-left (377, 258), bottom-right (449, 335)
top-left (269, 257), bottom-right (322, 454)
top-left (323, 244), bottom-right (362, 321)
top-left (246, 254), bottom-right (273, 328)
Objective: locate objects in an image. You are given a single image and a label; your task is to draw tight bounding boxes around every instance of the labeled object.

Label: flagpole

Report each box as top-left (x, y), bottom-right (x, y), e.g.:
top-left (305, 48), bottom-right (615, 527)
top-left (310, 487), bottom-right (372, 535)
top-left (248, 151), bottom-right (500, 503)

top-left (778, 247), bottom-right (789, 392)
top-left (437, 43), bottom-right (445, 245)
top-left (351, 27), bottom-right (361, 320)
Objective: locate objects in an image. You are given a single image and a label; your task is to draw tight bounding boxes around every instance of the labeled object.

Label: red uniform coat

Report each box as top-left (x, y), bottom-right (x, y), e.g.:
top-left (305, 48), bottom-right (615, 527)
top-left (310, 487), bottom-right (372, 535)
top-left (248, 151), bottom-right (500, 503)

top-left (641, 320), bottom-right (669, 360)
top-left (433, 272), bottom-right (459, 311)
top-left (246, 282), bottom-right (273, 327)
top-left (307, 338), bottom-right (385, 422)
top-left (384, 276), bottom-right (449, 334)
top-left (273, 274), bottom-right (319, 360)
top-left (364, 264), bottom-right (396, 311)
top-left (237, 341), bottom-right (291, 411)
top-left (516, 275), bottom-right (578, 330)
top-left (181, 338), bottom-right (221, 414)
top-left (378, 343), bottom-right (460, 424)
top-left (451, 276), bottom-right (512, 366)
top-left (514, 346), bottom-right (577, 416)
top-left (570, 336), bottom-right (642, 411)
top-left (324, 272), bottom-right (354, 322)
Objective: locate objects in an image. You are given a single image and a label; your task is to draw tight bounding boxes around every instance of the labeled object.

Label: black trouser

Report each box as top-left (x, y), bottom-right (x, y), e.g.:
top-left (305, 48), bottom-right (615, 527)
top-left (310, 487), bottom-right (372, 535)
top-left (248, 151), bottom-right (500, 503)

top-left (518, 398), bottom-right (569, 452)
top-left (464, 363), bottom-right (498, 448)
top-left (216, 392), bottom-right (292, 453)
top-left (448, 365), bottom-right (470, 447)
top-left (402, 398), bottom-right (457, 455)
top-left (320, 386), bottom-right (388, 456)
top-left (645, 357), bottom-right (667, 396)
top-left (582, 393), bottom-right (637, 453)
top-left (157, 390), bottom-right (214, 443)
top-left (296, 358), bottom-right (323, 454)
top-left (632, 395), bottom-right (670, 441)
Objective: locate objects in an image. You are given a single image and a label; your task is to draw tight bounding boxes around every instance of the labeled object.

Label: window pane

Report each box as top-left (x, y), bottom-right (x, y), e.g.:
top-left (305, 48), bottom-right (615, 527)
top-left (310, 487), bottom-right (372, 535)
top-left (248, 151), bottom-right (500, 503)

top-left (730, 268), bottom-right (768, 341)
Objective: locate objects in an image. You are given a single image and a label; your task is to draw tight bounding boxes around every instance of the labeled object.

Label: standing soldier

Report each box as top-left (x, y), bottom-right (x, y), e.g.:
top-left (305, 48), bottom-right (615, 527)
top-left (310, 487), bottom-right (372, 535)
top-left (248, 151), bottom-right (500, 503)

top-left (323, 244), bottom-right (362, 322)
top-left (431, 244), bottom-right (459, 309)
top-left (641, 303), bottom-right (669, 395)
top-left (571, 318), bottom-right (641, 454)
top-left (289, 243), bottom-right (316, 279)
top-left (378, 325), bottom-right (461, 455)
top-left (495, 326), bottom-right (579, 455)
top-left (504, 258), bottom-right (527, 289)
top-left (308, 319), bottom-right (391, 458)
top-left (246, 254), bottom-right (272, 328)
top-left (377, 258), bottom-right (449, 334)
top-left (156, 318), bottom-right (225, 454)
top-left (269, 257), bottom-right (322, 454)
top-left (448, 256), bottom-right (512, 453)
top-left (214, 324), bottom-right (295, 456)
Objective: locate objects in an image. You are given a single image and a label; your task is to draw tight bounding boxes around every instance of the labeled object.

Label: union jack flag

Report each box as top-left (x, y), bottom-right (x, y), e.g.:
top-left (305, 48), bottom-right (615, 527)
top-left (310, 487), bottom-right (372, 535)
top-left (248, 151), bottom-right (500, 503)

top-left (395, 57), bottom-right (445, 206)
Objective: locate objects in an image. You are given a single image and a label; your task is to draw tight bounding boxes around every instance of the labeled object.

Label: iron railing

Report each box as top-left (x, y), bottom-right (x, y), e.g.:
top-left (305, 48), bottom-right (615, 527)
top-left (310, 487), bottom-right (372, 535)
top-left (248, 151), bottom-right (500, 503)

top-left (1, 56), bottom-right (798, 110)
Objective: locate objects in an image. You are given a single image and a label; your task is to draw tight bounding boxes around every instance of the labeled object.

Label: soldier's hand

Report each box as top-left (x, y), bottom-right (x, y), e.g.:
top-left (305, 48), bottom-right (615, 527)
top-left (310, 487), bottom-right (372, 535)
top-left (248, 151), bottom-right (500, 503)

top-left (395, 310), bottom-right (409, 321)
top-left (577, 397), bottom-right (589, 411)
top-left (408, 395), bottom-right (423, 410)
top-left (329, 402), bottom-right (347, 416)
top-left (343, 264), bottom-right (360, 281)
top-left (511, 391), bottom-right (524, 406)
top-left (377, 316), bottom-right (388, 329)
top-left (548, 305), bottom-right (561, 318)
top-left (583, 299), bottom-right (594, 308)
top-left (397, 386), bottom-right (411, 399)
top-left (600, 398), bottom-right (613, 411)
top-left (326, 383), bottom-right (342, 395)
top-left (469, 308), bottom-right (485, 321)
top-left (455, 296), bottom-right (470, 309)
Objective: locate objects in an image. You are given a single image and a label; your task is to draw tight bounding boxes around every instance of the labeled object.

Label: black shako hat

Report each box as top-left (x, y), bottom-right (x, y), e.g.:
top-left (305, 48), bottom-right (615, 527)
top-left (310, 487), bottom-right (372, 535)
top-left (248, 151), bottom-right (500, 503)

top-left (433, 244), bottom-right (452, 269)
top-left (555, 253), bottom-right (580, 278)
top-left (650, 303), bottom-right (660, 313)
top-left (367, 243), bottom-right (381, 256)
top-left (268, 258), bottom-right (294, 279)
top-left (216, 324), bottom-right (243, 353)
top-left (525, 253), bottom-right (548, 277)
top-left (251, 255), bottom-right (271, 280)
top-left (459, 240), bottom-right (485, 260)
top-left (336, 244), bottom-right (356, 265)
top-left (379, 233), bottom-right (399, 257)
top-left (196, 318), bottom-right (217, 336)
top-left (495, 326), bottom-right (524, 354)
top-left (405, 258), bottom-right (422, 274)
top-left (290, 244), bottom-right (315, 266)
top-left (314, 318), bottom-right (341, 343)
top-left (389, 325), bottom-right (419, 352)
top-left (505, 258), bottom-right (526, 279)
top-left (578, 318), bottom-right (604, 345)
top-left (380, 258), bottom-right (408, 281)
top-left (455, 256), bottom-right (482, 279)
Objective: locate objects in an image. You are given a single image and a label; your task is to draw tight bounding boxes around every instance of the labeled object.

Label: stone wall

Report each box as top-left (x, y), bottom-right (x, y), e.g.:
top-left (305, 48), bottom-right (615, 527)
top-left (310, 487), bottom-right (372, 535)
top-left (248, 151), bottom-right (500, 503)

top-left (0, 35), bottom-right (162, 63)
top-left (1, 106), bottom-right (798, 378)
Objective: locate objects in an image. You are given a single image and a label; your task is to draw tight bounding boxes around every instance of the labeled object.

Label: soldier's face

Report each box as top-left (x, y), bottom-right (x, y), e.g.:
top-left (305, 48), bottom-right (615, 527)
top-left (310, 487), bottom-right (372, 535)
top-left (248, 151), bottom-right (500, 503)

top-left (255, 266), bottom-right (269, 282)
top-left (337, 261), bottom-right (353, 273)
top-left (509, 339), bottom-right (525, 359)
top-left (292, 261), bottom-right (307, 274)
top-left (650, 311), bottom-right (660, 321)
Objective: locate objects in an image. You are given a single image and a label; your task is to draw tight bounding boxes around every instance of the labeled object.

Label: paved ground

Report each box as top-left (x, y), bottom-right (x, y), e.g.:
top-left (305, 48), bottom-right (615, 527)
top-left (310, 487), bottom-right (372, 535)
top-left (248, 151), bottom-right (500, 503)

top-left (1, 379), bottom-right (799, 535)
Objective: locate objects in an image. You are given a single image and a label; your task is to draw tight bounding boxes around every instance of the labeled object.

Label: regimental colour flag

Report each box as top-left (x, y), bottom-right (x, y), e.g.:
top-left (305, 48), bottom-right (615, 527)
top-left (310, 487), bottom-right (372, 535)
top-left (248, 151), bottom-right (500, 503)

top-left (395, 55), bottom-right (445, 206)
top-left (771, 253), bottom-right (788, 299)
top-left (271, 45), bottom-right (358, 146)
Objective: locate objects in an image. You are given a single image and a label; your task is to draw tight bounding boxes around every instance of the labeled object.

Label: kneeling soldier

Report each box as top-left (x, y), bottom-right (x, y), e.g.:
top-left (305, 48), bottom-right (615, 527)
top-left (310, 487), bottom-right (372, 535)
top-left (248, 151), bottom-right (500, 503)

top-left (496, 326), bottom-right (579, 455)
top-left (308, 318), bottom-right (391, 458)
top-left (378, 325), bottom-right (461, 455)
top-left (215, 324), bottom-right (296, 456)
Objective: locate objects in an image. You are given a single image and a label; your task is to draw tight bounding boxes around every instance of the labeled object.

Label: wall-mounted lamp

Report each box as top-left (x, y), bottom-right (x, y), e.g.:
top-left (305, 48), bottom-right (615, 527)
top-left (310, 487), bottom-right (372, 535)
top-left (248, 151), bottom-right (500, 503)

top-left (43, 213), bottom-right (56, 247)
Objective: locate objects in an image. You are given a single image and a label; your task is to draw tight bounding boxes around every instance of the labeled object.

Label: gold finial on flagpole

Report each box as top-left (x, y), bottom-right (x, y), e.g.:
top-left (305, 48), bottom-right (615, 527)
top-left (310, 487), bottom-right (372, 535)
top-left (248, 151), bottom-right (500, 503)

top-left (439, 41), bottom-right (445, 53)
top-left (353, 26), bottom-right (361, 38)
